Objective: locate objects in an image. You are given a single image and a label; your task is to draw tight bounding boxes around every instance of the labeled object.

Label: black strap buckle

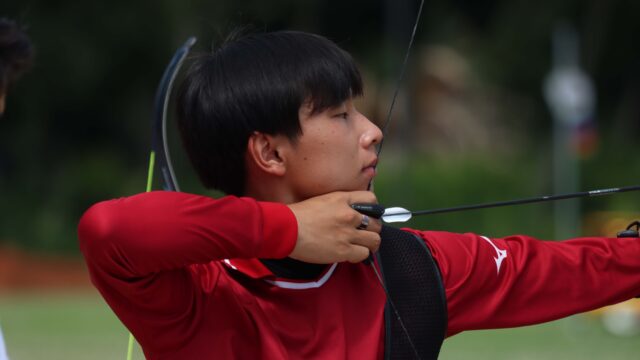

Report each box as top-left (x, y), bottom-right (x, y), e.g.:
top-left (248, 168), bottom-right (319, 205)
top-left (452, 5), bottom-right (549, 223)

top-left (616, 220), bottom-right (640, 238)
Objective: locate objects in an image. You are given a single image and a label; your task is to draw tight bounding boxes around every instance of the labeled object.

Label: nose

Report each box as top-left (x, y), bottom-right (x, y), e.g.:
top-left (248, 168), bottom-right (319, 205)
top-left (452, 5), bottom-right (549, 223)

top-left (360, 113), bottom-right (383, 148)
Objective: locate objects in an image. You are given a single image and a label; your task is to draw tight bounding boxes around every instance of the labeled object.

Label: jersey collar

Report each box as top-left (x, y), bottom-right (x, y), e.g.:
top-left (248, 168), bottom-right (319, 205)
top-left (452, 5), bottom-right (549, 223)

top-left (222, 258), bottom-right (339, 289)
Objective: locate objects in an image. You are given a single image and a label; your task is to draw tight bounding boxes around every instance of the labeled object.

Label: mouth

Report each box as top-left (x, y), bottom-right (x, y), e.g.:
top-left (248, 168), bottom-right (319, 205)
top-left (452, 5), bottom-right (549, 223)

top-left (365, 157), bottom-right (378, 169)
top-left (362, 158), bottom-right (378, 177)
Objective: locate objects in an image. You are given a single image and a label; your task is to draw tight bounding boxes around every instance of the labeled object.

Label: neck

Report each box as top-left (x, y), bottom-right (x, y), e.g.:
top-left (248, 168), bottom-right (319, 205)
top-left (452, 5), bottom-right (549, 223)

top-left (260, 258), bottom-right (327, 280)
top-left (244, 173), bottom-right (300, 204)
top-left (244, 176), bottom-right (327, 278)
top-left (244, 187), bottom-right (296, 204)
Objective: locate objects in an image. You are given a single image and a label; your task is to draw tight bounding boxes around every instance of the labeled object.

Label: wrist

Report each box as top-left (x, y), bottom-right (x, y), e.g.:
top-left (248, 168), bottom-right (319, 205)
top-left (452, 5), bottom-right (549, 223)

top-left (257, 201), bottom-right (298, 258)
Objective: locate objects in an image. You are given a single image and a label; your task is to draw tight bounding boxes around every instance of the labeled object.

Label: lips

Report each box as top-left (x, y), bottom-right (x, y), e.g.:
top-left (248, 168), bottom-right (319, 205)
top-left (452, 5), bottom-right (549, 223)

top-left (364, 157), bottom-right (378, 170)
top-left (362, 157), bottom-right (378, 178)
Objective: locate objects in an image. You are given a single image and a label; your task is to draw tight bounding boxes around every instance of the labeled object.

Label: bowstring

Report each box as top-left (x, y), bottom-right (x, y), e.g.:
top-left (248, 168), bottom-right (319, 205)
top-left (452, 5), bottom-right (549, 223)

top-left (368, 1), bottom-right (426, 359)
top-left (375, 0), bottom-right (426, 159)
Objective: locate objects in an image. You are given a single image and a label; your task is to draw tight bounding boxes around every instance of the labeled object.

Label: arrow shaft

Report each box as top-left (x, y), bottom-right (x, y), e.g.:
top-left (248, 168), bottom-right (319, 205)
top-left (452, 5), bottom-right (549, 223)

top-left (411, 185), bottom-right (640, 217)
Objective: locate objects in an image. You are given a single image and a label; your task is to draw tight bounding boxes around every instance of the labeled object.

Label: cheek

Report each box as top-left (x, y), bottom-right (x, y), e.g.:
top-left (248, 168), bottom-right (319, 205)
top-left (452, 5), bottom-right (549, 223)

top-left (294, 123), bottom-right (358, 172)
top-left (296, 129), bottom-right (336, 159)
top-left (305, 138), bottom-right (352, 166)
top-left (302, 145), bottom-right (358, 184)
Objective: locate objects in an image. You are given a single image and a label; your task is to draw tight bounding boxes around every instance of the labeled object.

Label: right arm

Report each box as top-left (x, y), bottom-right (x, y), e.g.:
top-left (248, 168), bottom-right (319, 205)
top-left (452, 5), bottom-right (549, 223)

top-left (78, 190), bottom-right (381, 348)
top-left (78, 191), bottom-right (298, 349)
top-left (78, 191), bottom-right (296, 278)
top-left (78, 190), bottom-right (381, 279)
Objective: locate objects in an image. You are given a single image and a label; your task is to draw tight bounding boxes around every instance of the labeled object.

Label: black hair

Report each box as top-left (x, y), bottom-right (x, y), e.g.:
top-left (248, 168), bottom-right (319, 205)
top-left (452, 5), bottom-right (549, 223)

top-left (0, 18), bottom-right (34, 93)
top-left (177, 30), bottom-right (363, 195)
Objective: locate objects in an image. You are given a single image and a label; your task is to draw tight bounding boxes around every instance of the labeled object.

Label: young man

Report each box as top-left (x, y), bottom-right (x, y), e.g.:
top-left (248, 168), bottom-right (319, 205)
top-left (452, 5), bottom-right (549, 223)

top-left (79, 31), bottom-right (640, 359)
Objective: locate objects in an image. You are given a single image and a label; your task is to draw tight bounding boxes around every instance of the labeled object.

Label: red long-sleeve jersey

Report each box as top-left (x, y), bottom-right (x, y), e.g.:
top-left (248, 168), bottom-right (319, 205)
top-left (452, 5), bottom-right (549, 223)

top-left (78, 191), bottom-right (640, 359)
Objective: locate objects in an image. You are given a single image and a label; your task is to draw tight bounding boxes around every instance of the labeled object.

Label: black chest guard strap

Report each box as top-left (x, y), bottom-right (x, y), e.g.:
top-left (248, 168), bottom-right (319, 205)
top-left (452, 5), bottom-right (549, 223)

top-left (377, 225), bottom-right (448, 360)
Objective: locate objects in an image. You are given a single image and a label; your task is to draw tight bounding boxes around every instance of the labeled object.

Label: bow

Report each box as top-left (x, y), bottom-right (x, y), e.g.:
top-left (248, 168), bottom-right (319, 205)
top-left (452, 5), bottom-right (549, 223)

top-left (127, 36), bottom-right (198, 360)
top-left (147, 37), bottom-right (197, 193)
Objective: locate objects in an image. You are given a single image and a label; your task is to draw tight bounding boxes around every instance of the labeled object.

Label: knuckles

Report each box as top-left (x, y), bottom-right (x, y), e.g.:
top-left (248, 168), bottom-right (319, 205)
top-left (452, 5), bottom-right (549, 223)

top-left (372, 235), bottom-right (381, 250)
top-left (335, 242), bottom-right (353, 261)
top-left (338, 209), bottom-right (360, 225)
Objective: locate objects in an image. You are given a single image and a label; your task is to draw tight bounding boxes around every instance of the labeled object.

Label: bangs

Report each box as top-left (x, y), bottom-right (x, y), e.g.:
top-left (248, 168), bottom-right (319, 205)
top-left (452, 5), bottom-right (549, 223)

top-left (301, 44), bottom-right (364, 115)
top-left (237, 31), bottom-right (363, 116)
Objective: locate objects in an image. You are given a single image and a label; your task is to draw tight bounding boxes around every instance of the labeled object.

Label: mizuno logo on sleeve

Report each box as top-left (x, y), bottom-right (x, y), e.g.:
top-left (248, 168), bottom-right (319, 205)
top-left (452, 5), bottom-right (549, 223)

top-left (480, 236), bottom-right (508, 275)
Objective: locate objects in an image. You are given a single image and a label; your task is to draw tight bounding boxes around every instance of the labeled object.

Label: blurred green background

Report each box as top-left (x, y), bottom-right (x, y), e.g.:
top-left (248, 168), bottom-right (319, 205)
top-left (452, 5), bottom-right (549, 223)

top-left (1, 292), bottom-right (639, 359)
top-left (1, 0), bottom-right (639, 359)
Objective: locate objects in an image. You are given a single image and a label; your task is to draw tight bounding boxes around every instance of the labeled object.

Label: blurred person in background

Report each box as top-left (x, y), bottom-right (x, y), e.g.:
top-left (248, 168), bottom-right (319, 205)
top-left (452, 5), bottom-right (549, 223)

top-left (0, 17), bottom-right (34, 360)
top-left (0, 18), bottom-right (33, 118)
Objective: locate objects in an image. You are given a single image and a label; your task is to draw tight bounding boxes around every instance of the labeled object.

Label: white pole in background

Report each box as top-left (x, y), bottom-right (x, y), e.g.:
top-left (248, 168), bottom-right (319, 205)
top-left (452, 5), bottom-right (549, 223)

top-left (544, 22), bottom-right (596, 239)
top-left (0, 324), bottom-right (9, 360)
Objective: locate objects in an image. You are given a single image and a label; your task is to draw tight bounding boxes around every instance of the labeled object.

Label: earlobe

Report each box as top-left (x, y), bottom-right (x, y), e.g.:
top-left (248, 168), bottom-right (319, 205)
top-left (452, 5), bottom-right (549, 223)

top-left (247, 132), bottom-right (287, 176)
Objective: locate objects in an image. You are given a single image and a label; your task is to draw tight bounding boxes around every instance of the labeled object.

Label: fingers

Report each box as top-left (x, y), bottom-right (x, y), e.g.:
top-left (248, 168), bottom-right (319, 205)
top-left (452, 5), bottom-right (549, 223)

top-left (368, 218), bottom-right (382, 233)
top-left (356, 214), bottom-right (370, 230)
top-left (347, 190), bottom-right (378, 206)
top-left (286, 190), bottom-right (382, 264)
top-left (346, 190), bottom-right (382, 233)
top-left (354, 213), bottom-right (382, 233)
top-left (349, 228), bottom-right (381, 253)
top-left (347, 209), bottom-right (382, 260)
top-left (345, 245), bottom-right (372, 264)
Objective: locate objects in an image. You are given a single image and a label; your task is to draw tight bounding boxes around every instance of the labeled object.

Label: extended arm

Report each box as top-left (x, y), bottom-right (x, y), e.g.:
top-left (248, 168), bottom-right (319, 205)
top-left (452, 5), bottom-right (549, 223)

top-left (404, 229), bottom-right (640, 336)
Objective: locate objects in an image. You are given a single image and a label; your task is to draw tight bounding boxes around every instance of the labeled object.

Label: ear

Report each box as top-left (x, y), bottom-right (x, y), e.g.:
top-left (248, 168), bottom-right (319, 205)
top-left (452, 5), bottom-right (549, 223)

top-left (246, 132), bottom-right (287, 176)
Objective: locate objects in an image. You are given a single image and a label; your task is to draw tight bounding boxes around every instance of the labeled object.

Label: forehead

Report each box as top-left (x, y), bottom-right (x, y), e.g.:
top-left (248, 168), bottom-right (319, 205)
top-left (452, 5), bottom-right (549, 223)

top-left (299, 95), bottom-right (353, 117)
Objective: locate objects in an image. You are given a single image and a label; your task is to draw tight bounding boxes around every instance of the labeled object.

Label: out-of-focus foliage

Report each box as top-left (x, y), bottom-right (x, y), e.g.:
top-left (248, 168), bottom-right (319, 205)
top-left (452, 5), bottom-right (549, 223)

top-left (1, 0), bottom-right (639, 252)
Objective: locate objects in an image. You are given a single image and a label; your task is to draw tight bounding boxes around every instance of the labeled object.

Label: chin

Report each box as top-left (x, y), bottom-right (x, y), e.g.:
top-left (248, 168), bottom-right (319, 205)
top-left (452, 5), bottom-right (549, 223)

top-left (355, 183), bottom-right (372, 192)
top-left (320, 179), bottom-right (372, 194)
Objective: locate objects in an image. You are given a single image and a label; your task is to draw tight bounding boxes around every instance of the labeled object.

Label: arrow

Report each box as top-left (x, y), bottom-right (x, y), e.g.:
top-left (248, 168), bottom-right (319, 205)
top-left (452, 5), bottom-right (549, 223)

top-left (353, 184), bottom-right (640, 223)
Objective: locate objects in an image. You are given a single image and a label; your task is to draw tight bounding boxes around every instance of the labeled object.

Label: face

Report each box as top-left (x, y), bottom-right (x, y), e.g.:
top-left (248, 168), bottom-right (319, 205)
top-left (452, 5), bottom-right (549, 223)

top-left (281, 98), bottom-right (382, 201)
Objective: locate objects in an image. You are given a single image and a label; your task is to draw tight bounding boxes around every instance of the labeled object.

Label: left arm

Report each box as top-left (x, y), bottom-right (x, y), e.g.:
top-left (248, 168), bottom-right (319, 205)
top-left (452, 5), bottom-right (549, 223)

top-left (404, 229), bottom-right (640, 336)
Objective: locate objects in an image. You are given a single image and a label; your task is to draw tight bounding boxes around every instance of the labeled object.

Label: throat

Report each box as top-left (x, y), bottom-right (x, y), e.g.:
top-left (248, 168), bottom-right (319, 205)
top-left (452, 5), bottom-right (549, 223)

top-left (260, 258), bottom-right (328, 280)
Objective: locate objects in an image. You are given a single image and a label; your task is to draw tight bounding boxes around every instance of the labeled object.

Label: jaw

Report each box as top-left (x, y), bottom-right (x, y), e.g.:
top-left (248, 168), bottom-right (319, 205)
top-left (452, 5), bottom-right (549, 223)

top-left (245, 154), bottom-right (376, 203)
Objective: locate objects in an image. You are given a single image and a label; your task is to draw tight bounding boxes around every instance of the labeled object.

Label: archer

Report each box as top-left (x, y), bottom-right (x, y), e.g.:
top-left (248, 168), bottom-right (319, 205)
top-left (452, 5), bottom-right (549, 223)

top-left (78, 30), bottom-right (640, 359)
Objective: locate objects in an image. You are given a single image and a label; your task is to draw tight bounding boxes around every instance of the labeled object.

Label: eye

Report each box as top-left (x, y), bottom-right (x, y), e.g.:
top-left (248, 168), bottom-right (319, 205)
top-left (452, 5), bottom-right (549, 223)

top-left (336, 112), bottom-right (348, 120)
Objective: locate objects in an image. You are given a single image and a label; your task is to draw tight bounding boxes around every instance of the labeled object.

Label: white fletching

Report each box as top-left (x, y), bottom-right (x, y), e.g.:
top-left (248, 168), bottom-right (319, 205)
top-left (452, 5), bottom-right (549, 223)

top-left (382, 207), bottom-right (412, 223)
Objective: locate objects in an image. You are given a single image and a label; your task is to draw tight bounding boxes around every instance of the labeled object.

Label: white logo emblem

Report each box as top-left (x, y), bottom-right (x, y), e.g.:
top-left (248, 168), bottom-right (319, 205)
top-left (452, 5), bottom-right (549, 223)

top-left (480, 236), bottom-right (507, 274)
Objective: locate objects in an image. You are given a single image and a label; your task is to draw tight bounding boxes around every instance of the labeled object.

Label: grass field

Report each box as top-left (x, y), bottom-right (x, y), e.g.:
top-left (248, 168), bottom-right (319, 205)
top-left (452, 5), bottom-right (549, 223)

top-left (1, 291), bottom-right (638, 359)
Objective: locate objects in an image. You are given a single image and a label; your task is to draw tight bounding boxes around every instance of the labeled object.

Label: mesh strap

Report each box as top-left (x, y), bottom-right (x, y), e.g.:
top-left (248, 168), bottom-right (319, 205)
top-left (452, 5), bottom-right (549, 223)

top-left (378, 226), bottom-right (447, 360)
